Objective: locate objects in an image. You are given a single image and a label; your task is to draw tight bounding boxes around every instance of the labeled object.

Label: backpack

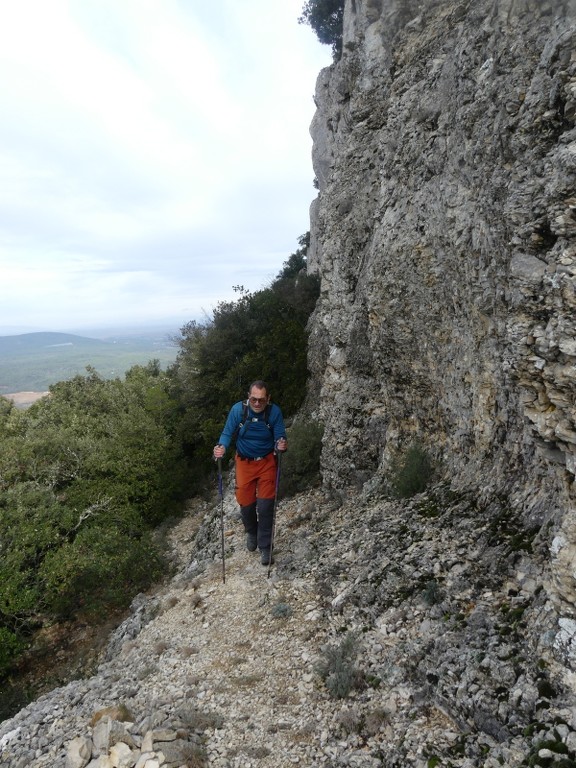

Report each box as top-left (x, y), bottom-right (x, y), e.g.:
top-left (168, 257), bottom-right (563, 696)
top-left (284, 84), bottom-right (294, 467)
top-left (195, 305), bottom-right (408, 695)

top-left (235, 400), bottom-right (272, 440)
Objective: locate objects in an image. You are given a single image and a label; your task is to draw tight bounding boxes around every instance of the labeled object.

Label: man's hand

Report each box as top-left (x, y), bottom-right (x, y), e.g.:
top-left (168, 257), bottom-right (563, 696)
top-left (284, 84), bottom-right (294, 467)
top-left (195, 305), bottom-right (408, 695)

top-left (213, 444), bottom-right (225, 459)
top-left (276, 438), bottom-right (287, 452)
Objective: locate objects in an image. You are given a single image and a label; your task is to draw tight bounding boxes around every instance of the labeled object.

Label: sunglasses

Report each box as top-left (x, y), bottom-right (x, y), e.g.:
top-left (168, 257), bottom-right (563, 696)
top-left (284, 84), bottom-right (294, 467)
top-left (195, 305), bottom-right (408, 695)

top-left (249, 396), bottom-right (267, 404)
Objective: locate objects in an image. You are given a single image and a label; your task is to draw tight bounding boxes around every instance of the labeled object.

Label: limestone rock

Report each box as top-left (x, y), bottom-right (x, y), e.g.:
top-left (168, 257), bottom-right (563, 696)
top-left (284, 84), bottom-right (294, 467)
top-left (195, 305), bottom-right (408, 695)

top-left (66, 736), bottom-right (92, 768)
top-left (305, 0), bottom-right (576, 625)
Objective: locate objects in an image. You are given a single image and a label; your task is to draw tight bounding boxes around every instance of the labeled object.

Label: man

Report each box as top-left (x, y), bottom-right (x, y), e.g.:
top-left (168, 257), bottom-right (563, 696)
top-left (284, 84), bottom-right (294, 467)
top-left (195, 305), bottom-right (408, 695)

top-left (213, 380), bottom-right (287, 565)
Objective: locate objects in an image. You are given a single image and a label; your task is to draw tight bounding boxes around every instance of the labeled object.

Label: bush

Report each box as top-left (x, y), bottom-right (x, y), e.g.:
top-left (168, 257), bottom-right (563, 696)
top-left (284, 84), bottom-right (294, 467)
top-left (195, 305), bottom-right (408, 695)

top-left (315, 632), bottom-right (363, 699)
top-left (0, 363), bottom-right (186, 655)
top-left (0, 627), bottom-right (25, 676)
top-left (170, 237), bottom-right (320, 488)
top-left (40, 527), bottom-right (165, 618)
top-left (390, 444), bottom-right (434, 499)
top-left (422, 579), bottom-right (444, 606)
top-left (271, 602), bottom-right (293, 619)
top-left (279, 420), bottom-right (324, 497)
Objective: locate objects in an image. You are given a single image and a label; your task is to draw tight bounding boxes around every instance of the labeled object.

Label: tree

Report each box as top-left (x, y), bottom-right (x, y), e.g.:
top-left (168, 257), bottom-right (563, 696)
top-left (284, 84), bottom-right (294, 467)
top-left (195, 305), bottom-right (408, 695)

top-left (169, 235), bottom-right (320, 484)
top-left (0, 363), bottom-right (188, 672)
top-left (299, 0), bottom-right (345, 59)
top-left (276, 233), bottom-right (310, 279)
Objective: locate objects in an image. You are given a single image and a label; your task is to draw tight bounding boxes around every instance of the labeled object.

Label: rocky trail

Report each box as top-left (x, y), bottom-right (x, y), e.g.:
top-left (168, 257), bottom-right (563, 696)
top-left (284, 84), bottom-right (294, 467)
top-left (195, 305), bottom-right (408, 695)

top-left (2, 479), bottom-right (576, 767)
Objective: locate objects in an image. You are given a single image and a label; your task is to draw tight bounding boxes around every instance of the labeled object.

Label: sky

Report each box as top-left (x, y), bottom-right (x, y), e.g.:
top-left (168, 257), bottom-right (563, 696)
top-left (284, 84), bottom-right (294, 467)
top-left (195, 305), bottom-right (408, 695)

top-left (0, 0), bottom-right (331, 335)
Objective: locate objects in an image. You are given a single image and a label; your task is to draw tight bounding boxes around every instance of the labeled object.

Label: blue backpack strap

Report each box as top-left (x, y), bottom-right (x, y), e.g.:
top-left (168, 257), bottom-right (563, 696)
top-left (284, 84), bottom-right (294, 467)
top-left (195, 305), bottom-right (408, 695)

top-left (264, 403), bottom-right (272, 430)
top-left (236, 401), bottom-right (272, 440)
top-left (235, 400), bottom-right (249, 440)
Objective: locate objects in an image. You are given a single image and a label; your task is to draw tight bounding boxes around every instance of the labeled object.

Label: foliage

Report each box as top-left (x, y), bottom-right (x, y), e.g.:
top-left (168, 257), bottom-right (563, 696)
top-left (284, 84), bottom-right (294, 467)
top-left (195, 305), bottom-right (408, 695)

top-left (389, 444), bottom-right (434, 498)
top-left (422, 579), bottom-right (444, 606)
top-left (299, 0), bottom-right (345, 59)
top-left (315, 632), bottom-right (363, 699)
top-left (271, 602), bottom-right (293, 619)
top-left (0, 236), bottom-right (320, 679)
top-left (279, 419), bottom-right (324, 497)
top-left (40, 527), bottom-right (165, 617)
top-left (169, 235), bottom-right (319, 487)
top-left (0, 362), bottom-right (188, 671)
top-left (0, 628), bottom-right (24, 677)
top-left (276, 233), bottom-right (310, 278)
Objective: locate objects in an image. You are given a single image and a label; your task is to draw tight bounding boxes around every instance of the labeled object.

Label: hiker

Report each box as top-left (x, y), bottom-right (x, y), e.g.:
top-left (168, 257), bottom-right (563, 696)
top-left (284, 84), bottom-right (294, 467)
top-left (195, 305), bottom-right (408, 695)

top-left (213, 380), bottom-right (287, 565)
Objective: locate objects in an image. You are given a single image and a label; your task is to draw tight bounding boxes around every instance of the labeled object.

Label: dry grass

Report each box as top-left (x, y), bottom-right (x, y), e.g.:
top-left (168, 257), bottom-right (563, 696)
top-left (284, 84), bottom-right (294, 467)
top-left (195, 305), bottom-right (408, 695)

top-left (231, 674), bottom-right (261, 688)
top-left (181, 645), bottom-right (200, 657)
top-left (153, 641), bottom-right (170, 655)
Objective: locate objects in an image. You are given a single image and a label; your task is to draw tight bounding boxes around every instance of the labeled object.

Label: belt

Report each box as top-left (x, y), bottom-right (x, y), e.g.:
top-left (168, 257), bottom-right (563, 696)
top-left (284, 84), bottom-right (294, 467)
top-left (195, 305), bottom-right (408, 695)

top-left (237, 452), bottom-right (272, 462)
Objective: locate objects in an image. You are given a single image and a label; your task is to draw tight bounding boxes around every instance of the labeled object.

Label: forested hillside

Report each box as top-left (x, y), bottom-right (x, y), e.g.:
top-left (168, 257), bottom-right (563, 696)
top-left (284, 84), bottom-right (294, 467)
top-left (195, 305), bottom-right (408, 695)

top-left (0, 238), bottom-right (321, 719)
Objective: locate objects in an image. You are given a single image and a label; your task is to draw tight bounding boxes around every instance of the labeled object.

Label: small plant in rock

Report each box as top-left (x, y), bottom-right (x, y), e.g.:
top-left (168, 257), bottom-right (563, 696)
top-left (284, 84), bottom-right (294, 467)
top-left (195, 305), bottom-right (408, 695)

top-left (315, 632), bottom-right (363, 699)
top-left (422, 579), bottom-right (444, 606)
top-left (525, 739), bottom-right (572, 766)
top-left (363, 707), bottom-right (388, 737)
top-left (181, 645), bottom-right (200, 657)
top-left (234, 674), bottom-right (261, 688)
top-left (336, 706), bottom-right (362, 734)
top-left (176, 705), bottom-right (224, 731)
top-left (153, 640), bottom-right (170, 655)
top-left (389, 444), bottom-right (434, 498)
top-left (244, 746), bottom-right (272, 758)
top-left (180, 743), bottom-right (209, 768)
top-left (136, 663), bottom-right (158, 680)
top-left (271, 601), bottom-right (293, 619)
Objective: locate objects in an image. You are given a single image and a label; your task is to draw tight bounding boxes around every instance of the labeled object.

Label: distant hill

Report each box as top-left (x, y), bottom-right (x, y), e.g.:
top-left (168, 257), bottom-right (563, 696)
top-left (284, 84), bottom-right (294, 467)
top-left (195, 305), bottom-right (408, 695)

top-left (0, 331), bottom-right (179, 393)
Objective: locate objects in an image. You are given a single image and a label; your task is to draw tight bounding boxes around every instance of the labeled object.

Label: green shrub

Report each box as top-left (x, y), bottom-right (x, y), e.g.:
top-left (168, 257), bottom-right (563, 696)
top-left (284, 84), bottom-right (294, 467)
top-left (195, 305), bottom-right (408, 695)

top-left (315, 632), bottom-right (363, 699)
top-left (280, 420), bottom-right (324, 497)
top-left (0, 627), bottom-right (25, 676)
top-left (170, 238), bottom-right (319, 489)
top-left (271, 602), bottom-right (293, 619)
top-left (422, 579), bottom-right (444, 606)
top-left (0, 363), bottom-right (183, 646)
top-left (40, 527), bottom-right (165, 618)
top-left (390, 444), bottom-right (433, 498)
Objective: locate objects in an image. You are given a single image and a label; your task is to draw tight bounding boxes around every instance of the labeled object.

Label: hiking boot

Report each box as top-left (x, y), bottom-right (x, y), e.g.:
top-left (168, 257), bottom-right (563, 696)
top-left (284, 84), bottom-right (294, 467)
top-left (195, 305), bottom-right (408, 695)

top-left (246, 533), bottom-right (257, 552)
top-left (260, 548), bottom-right (274, 565)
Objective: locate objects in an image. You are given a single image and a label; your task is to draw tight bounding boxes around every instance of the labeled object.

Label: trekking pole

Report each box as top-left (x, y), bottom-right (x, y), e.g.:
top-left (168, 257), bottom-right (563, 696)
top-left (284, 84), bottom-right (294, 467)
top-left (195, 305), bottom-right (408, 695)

top-left (217, 457), bottom-right (226, 584)
top-left (267, 451), bottom-right (282, 579)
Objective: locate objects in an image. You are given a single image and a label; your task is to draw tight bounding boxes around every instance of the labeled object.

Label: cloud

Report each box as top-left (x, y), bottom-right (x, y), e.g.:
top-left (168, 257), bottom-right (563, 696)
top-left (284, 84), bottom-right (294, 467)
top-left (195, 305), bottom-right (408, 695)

top-left (0, 0), bottom-right (329, 332)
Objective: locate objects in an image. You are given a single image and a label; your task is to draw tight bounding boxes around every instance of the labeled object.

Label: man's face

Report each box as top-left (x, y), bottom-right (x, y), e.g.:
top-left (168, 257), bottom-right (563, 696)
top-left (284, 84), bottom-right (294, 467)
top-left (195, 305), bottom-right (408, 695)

top-left (248, 386), bottom-right (269, 413)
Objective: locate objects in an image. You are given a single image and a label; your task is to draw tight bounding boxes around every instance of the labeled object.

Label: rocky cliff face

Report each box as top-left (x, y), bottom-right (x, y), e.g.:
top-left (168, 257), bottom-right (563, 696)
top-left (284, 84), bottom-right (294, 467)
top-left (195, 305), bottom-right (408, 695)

top-left (307, 0), bottom-right (576, 610)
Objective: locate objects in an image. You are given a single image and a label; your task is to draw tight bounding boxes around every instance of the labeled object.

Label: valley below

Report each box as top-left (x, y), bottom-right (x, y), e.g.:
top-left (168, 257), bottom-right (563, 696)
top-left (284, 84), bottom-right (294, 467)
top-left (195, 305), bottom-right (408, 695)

top-left (0, 330), bottom-right (179, 393)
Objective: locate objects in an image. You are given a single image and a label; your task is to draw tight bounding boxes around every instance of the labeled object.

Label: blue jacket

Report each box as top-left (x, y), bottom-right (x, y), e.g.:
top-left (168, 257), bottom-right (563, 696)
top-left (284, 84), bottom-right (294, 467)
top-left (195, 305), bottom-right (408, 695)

top-left (218, 401), bottom-right (286, 458)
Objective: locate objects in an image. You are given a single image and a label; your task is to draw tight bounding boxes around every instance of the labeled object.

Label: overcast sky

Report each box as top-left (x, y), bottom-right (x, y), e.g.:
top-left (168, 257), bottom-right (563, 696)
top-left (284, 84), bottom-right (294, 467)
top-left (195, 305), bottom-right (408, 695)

top-left (0, 0), bottom-right (330, 335)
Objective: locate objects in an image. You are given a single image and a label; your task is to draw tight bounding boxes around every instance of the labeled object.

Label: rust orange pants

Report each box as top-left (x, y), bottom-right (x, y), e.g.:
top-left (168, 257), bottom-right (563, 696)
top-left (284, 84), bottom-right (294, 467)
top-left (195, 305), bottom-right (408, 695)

top-left (234, 452), bottom-right (277, 506)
